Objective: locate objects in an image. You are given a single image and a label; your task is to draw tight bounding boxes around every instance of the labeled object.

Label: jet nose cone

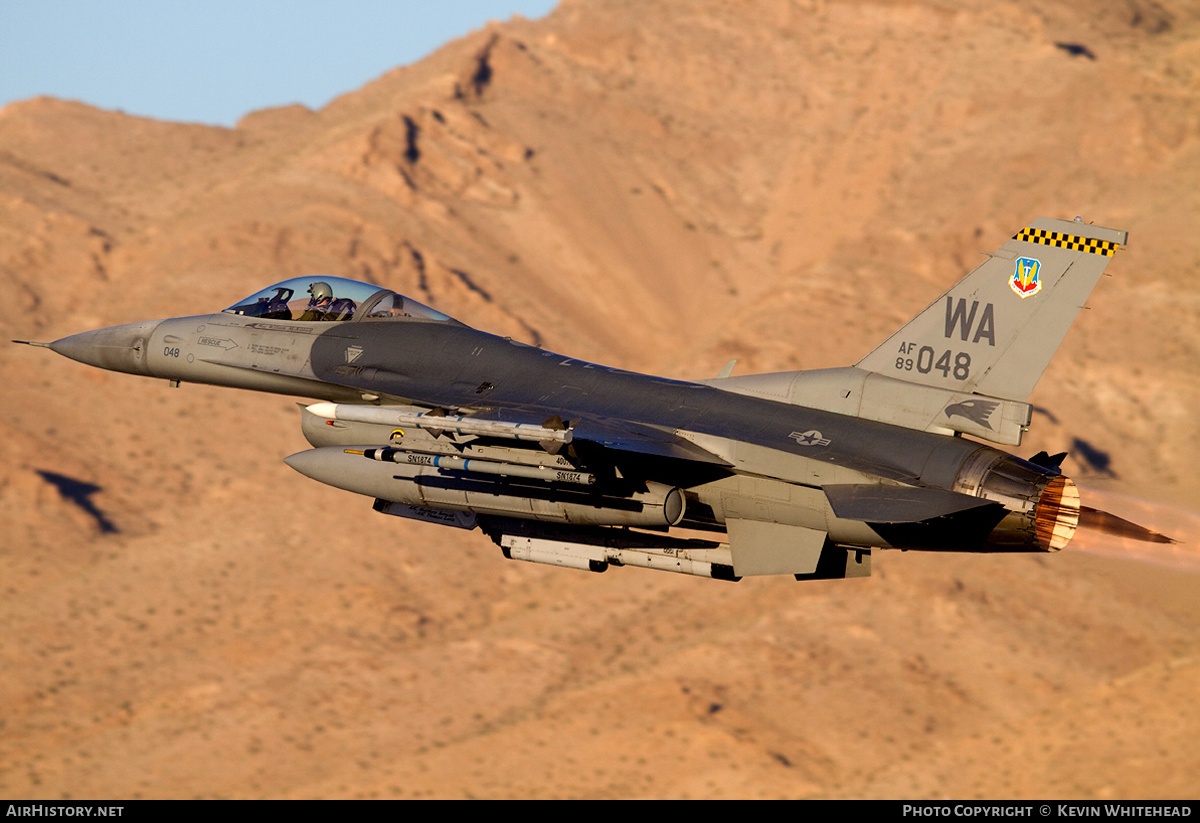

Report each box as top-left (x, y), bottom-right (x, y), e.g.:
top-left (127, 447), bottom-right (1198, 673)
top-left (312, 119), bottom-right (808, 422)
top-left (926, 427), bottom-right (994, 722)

top-left (49, 320), bottom-right (162, 376)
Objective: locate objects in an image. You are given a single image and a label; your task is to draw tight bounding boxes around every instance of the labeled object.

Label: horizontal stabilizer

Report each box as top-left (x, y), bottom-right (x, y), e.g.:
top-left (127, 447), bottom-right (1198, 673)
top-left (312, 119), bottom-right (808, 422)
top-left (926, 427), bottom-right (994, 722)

top-left (825, 484), bottom-right (1001, 524)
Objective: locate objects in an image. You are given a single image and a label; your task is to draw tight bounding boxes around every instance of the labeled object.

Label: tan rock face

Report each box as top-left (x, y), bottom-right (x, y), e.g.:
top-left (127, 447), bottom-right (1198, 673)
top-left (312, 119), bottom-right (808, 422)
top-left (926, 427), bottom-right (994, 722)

top-left (2, 0), bottom-right (1198, 799)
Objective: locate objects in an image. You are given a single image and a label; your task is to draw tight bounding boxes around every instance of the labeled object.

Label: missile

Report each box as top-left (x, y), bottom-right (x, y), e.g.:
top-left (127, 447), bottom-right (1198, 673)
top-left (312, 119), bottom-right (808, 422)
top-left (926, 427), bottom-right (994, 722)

top-left (346, 447), bottom-right (596, 486)
top-left (306, 402), bottom-right (573, 445)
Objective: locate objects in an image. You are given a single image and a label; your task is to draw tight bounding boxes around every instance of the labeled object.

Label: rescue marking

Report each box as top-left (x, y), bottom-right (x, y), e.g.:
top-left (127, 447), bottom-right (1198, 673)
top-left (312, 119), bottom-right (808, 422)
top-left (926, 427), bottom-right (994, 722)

top-left (345, 345), bottom-right (364, 364)
top-left (197, 336), bottom-right (237, 350)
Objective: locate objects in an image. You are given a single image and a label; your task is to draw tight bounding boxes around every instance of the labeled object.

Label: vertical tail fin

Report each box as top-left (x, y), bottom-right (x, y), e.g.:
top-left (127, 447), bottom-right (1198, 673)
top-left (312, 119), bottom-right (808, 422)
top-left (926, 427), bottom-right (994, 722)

top-left (856, 217), bottom-right (1126, 402)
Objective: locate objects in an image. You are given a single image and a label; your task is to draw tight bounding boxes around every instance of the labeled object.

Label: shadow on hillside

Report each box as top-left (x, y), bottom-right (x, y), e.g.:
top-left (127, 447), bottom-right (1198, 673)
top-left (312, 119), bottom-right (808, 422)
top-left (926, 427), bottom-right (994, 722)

top-left (36, 470), bottom-right (119, 534)
top-left (1071, 437), bottom-right (1118, 478)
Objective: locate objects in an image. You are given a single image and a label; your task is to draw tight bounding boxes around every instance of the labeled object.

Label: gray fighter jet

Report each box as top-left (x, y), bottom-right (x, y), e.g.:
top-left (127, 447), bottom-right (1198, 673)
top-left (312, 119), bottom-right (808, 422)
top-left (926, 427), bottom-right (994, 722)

top-left (21, 217), bottom-right (1167, 581)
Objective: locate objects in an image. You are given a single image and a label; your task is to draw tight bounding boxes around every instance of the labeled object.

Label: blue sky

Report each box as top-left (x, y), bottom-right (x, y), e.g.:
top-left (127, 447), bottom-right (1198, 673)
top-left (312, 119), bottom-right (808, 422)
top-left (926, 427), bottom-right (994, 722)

top-left (0, 0), bottom-right (558, 127)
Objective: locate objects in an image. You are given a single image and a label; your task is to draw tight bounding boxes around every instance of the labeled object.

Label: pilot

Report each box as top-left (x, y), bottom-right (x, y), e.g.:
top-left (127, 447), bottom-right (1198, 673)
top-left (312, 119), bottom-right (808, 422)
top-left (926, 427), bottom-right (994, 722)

top-left (300, 281), bottom-right (334, 321)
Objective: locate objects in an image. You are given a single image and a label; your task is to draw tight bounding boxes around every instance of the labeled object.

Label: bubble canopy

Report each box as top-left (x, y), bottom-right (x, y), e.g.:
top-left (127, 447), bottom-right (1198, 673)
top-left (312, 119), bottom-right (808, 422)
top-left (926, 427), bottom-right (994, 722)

top-left (223, 276), bottom-right (454, 323)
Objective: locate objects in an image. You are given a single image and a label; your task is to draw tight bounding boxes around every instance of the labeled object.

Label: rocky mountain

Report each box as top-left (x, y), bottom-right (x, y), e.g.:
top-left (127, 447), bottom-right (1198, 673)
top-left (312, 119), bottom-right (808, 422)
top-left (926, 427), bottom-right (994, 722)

top-left (1, 0), bottom-right (1197, 799)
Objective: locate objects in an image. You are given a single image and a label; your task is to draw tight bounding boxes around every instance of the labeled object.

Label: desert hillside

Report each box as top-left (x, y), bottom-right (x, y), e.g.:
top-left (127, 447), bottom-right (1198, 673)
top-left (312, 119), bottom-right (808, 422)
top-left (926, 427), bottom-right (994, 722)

top-left (1, 0), bottom-right (1198, 799)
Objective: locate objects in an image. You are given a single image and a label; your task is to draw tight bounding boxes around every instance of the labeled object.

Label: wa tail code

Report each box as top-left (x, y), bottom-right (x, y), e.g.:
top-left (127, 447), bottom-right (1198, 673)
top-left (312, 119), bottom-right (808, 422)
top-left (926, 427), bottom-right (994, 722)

top-left (945, 297), bottom-right (996, 345)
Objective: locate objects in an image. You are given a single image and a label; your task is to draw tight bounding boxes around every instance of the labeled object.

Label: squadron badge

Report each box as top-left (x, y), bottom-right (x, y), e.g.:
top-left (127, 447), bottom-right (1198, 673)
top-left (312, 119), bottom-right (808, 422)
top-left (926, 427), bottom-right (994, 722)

top-left (1010, 257), bottom-right (1042, 298)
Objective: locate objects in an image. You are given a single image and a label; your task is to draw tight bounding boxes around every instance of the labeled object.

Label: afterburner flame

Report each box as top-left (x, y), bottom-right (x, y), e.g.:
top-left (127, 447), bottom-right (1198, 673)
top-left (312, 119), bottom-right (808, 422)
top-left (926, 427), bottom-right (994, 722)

top-left (1036, 475), bottom-right (1080, 551)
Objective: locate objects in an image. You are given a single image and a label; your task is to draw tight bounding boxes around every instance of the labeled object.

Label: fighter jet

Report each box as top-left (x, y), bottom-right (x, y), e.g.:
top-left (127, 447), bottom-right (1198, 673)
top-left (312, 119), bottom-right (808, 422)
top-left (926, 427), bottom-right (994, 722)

top-left (20, 217), bottom-right (1168, 581)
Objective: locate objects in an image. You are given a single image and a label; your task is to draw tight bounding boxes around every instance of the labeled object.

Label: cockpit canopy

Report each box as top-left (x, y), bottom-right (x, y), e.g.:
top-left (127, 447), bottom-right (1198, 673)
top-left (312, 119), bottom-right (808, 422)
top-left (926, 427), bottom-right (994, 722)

top-left (223, 276), bottom-right (454, 323)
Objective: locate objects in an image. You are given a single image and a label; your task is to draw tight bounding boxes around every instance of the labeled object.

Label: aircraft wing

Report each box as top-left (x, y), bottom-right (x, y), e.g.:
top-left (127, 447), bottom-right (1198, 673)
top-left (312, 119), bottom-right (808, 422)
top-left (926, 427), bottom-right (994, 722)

top-left (568, 416), bottom-right (734, 465)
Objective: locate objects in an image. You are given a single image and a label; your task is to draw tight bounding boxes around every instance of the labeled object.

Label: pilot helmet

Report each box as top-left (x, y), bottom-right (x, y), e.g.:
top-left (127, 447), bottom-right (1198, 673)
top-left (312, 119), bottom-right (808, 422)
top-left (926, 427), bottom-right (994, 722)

top-left (307, 281), bottom-right (333, 303)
